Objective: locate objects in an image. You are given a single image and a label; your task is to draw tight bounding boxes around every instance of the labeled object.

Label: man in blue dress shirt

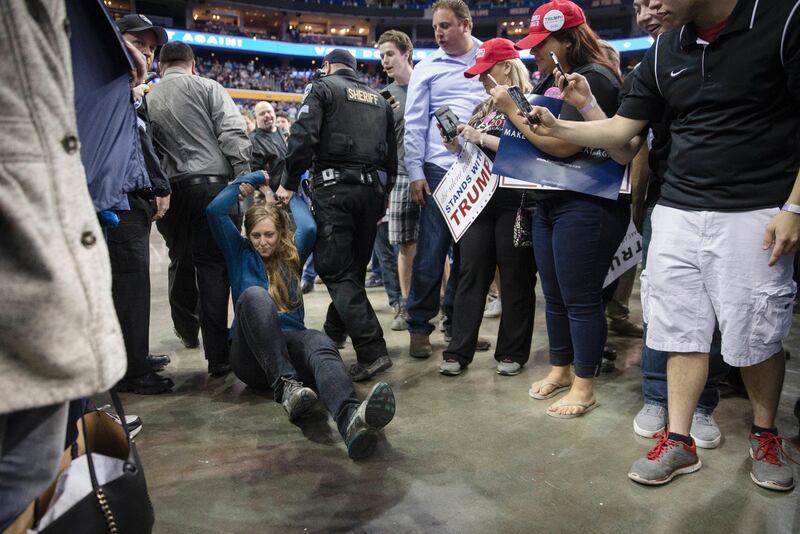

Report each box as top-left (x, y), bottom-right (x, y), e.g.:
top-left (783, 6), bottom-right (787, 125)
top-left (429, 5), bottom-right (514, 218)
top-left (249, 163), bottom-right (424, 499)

top-left (403, 0), bottom-right (486, 360)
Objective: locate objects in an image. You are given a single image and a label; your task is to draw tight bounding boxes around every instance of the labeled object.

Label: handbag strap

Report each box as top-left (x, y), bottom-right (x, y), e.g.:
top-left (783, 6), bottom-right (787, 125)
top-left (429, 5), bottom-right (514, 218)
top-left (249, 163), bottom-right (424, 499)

top-left (109, 388), bottom-right (133, 447)
top-left (78, 394), bottom-right (123, 534)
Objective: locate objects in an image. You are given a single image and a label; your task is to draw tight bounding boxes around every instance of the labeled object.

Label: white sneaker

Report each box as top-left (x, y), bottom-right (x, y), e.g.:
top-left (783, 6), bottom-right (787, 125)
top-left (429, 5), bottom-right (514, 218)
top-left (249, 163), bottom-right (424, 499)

top-left (633, 403), bottom-right (666, 438)
top-left (483, 297), bottom-right (502, 318)
top-left (690, 411), bottom-right (722, 449)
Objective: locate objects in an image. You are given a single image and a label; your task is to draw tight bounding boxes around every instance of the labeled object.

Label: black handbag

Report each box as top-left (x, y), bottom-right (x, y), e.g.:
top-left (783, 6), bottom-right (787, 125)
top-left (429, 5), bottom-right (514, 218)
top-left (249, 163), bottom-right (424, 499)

top-left (38, 389), bottom-right (154, 534)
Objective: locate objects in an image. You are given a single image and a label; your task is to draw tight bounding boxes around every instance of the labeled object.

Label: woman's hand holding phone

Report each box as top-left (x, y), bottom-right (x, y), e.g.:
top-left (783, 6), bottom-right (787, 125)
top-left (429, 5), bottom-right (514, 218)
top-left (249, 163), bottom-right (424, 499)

top-left (554, 70), bottom-right (593, 110)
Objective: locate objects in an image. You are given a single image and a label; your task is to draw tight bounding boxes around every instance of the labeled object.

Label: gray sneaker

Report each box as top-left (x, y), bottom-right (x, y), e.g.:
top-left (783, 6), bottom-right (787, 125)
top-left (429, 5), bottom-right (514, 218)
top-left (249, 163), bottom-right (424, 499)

top-left (496, 359), bottom-right (522, 376)
top-left (345, 382), bottom-right (396, 460)
top-left (281, 379), bottom-right (318, 421)
top-left (628, 433), bottom-right (702, 485)
top-left (749, 432), bottom-right (797, 491)
top-left (439, 359), bottom-right (462, 376)
top-left (633, 403), bottom-right (667, 438)
top-left (691, 411), bottom-right (722, 449)
top-left (390, 301), bottom-right (408, 331)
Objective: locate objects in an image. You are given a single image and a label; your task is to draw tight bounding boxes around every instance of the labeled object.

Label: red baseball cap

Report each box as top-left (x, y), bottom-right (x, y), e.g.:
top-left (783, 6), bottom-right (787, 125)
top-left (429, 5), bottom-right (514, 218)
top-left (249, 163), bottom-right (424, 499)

top-left (464, 38), bottom-right (520, 78)
top-left (514, 0), bottom-right (587, 50)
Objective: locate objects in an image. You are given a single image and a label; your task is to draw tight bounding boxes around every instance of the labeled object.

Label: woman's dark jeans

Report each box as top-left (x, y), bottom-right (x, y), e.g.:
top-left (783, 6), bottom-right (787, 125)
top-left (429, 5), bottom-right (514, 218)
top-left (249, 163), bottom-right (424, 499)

top-left (230, 287), bottom-right (360, 437)
top-left (533, 194), bottom-right (630, 378)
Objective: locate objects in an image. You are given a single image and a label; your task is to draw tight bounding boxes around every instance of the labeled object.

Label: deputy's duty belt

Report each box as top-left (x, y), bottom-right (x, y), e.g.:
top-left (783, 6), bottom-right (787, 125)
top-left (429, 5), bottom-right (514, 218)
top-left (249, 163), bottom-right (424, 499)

top-left (311, 168), bottom-right (377, 188)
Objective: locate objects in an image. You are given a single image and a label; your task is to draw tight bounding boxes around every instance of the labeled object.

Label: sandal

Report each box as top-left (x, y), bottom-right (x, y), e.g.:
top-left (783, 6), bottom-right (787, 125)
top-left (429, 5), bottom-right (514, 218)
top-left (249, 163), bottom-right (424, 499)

top-left (546, 397), bottom-right (598, 419)
top-left (528, 379), bottom-right (572, 400)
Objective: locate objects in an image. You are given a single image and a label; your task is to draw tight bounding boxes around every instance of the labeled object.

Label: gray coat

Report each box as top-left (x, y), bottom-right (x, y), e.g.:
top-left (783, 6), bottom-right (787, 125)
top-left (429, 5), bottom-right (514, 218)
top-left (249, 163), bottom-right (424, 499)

top-left (0, 0), bottom-right (126, 414)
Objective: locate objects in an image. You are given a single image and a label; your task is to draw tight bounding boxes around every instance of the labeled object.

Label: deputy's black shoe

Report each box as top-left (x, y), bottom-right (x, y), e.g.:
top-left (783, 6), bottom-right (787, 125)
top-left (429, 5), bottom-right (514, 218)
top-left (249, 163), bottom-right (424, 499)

top-left (345, 382), bottom-right (396, 460)
top-left (208, 362), bottom-right (231, 377)
top-left (348, 356), bottom-right (393, 382)
top-left (116, 372), bottom-right (174, 395)
top-left (147, 353), bottom-right (170, 372)
top-left (174, 328), bottom-right (199, 349)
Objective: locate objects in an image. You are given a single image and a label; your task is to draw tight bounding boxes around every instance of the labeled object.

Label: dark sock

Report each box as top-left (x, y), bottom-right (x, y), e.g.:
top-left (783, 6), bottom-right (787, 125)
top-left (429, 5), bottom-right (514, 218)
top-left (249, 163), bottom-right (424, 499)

top-left (751, 425), bottom-right (777, 436)
top-left (668, 432), bottom-right (693, 446)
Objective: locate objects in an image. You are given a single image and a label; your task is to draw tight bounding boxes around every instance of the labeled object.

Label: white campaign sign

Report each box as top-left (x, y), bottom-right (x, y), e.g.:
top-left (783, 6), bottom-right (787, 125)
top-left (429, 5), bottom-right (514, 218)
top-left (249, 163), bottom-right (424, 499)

top-left (604, 219), bottom-right (643, 288)
top-left (433, 143), bottom-right (498, 242)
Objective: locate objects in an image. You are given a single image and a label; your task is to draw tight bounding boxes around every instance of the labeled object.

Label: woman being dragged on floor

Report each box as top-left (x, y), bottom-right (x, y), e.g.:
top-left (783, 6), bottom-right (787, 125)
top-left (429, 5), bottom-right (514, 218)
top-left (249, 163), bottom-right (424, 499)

top-left (207, 170), bottom-right (395, 460)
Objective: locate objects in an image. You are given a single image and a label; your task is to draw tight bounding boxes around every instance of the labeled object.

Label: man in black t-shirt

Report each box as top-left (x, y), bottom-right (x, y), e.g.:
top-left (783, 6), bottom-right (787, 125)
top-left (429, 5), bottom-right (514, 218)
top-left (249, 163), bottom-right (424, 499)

top-left (527, 0), bottom-right (800, 491)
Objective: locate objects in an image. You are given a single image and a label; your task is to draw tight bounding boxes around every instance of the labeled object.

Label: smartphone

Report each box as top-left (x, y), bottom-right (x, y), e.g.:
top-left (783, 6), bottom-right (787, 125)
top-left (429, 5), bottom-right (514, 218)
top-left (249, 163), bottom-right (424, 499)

top-left (434, 106), bottom-right (460, 140)
top-left (380, 89), bottom-right (393, 100)
top-left (507, 86), bottom-right (532, 115)
top-left (507, 86), bottom-right (540, 126)
top-left (550, 51), bottom-right (567, 87)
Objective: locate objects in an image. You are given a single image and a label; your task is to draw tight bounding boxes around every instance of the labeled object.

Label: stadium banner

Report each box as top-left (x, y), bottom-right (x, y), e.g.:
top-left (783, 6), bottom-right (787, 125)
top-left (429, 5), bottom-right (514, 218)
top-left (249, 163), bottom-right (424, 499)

top-left (433, 143), bottom-right (498, 242)
top-left (492, 94), bottom-right (627, 200)
top-left (165, 29), bottom-right (654, 62)
top-left (604, 220), bottom-right (642, 288)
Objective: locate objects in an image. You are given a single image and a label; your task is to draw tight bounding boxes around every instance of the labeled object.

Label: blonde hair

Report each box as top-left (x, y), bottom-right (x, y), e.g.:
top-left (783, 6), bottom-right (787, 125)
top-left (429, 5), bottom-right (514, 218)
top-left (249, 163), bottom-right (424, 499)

top-left (469, 59), bottom-right (533, 127)
top-left (243, 204), bottom-right (301, 312)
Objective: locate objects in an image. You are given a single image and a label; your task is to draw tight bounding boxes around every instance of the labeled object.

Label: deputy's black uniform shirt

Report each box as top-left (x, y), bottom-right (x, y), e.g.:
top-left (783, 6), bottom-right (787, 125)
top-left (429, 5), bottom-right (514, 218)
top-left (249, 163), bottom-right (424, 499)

top-left (283, 70), bottom-right (398, 191)
top-left (249, 127), bottom-right (287, 190)
top-left (618, 0), bottom-right (800, 211)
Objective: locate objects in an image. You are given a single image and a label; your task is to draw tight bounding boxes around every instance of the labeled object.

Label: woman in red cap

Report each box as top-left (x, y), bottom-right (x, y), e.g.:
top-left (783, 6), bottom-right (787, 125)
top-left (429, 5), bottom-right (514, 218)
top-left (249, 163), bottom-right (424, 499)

top-left (435, 38), bottom-right (537, 378)
top-left (491, 0), bottom-right (629, 417)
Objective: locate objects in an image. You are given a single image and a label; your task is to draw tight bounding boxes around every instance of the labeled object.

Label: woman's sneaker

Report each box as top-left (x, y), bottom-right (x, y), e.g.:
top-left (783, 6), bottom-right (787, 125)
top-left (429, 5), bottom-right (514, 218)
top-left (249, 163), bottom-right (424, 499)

top-left (345, 382), bottom-right (396, 460)
top-left (749, 431), bottom-right (798, 491)
top-left (633, 403), bottom-right (667, 438)
top-left (628, 432), bottom-right (702, 485)
top-left (690, 411), bottom-right (722, 449)
top-left (281, 379), bottom-right (318, 421)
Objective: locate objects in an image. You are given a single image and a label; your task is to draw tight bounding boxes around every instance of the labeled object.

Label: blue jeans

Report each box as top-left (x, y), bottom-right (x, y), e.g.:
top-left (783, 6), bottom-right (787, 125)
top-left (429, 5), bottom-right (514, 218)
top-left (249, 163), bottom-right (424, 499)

top-left (407, 163), bottom-right (458, 335)
top-left (640, 207), bottom-right (729, 413)
top-left (373, 221), bottom-right (401, 306)
top-left (534, 194), bottom-right (630, 378)
top-left (230, 287), bottom-right (360, 438)
top-left (302, 253), bottom-right (316, 285)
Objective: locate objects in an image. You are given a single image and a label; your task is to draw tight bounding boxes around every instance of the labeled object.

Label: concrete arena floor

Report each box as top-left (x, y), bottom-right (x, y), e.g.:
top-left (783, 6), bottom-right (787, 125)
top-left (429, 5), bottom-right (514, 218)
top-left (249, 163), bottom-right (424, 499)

top-left (120, 231), bottom-right (800, 534)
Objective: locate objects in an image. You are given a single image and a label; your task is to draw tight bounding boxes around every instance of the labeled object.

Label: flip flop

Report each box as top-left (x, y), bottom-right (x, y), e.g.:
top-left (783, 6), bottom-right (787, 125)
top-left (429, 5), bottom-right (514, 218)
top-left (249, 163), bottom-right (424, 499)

top-left (546, 397), bottom-right (598, 419)
top-left (528, 380), bottom-right (572, 400)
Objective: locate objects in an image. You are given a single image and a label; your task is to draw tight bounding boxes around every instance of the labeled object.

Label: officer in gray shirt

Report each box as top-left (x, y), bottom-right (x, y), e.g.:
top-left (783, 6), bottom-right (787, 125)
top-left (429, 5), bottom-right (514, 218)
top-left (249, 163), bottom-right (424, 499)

top-left (148, 41), bottom-right (252, 376)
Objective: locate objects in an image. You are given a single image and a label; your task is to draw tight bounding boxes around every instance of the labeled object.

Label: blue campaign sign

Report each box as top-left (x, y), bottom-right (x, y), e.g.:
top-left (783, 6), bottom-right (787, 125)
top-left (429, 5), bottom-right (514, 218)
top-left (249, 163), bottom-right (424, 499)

top-left (165, 29), bottom-right (654, 63)
top-left (492, 94), bottom-right (626, 200)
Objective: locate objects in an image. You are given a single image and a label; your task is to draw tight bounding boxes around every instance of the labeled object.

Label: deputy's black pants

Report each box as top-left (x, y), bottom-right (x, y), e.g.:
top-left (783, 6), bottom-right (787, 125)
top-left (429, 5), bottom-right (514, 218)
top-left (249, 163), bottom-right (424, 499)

top-left (107, 193), bottom-right (155, 378)
top-left (312, 182), bottom-right (387, 363)
top-left (156, 180), bottom-right (237, 366)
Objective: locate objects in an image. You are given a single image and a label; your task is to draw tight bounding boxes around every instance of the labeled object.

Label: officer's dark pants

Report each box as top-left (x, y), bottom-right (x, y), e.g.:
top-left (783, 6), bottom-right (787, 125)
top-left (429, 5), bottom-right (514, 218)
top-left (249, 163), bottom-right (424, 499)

top-left (156, 180), bottom-right (236, 367)
top-left (107, 193), bottom-right (155, 378)
top-left (312, 182), bottom-right (388, 364)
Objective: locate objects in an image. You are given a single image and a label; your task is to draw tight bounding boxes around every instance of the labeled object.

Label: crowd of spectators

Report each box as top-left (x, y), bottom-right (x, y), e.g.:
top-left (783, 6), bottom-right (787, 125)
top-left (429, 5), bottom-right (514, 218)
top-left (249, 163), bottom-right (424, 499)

top-left (194, 54), bottom-right (385, 94)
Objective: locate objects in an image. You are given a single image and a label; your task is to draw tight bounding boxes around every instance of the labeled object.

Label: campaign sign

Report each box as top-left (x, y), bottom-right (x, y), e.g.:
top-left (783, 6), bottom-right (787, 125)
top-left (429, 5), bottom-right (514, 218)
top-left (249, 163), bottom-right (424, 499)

top-left (492, 94), bottom-right (627, 200)
top-left (433, 143), bottom-right (498, 242)
top-left (603, 219), bottom-right (643, 288)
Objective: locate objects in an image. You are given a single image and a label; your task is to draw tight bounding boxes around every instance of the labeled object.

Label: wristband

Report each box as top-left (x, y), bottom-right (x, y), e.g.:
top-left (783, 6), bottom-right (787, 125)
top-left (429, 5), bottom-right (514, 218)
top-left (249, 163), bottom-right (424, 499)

top-left (781, 202), bottom-right (800, 214)
top-left (578, 97), bottom-right (596, 114)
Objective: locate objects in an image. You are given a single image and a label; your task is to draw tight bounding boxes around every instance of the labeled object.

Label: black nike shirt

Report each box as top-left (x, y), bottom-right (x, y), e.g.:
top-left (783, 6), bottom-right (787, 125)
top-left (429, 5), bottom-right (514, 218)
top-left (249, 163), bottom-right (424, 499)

top-left (617, 0), bottom-right (800, 211)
